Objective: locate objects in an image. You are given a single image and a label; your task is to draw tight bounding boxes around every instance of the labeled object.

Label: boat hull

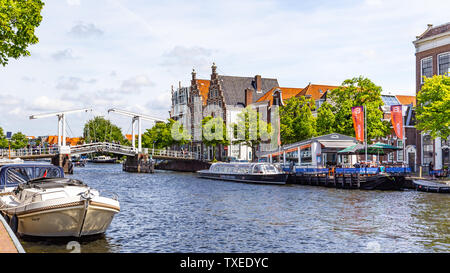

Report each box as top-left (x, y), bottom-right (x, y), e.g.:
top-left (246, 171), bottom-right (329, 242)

top-left (358, 175), bottom-right (405, 190)
top-left (295, 174), bottom-right (405, 190)
top-left (7, 199), bottom-right (119, 237)
top-left (412, 180), bottom-right (450, 193)
top-left (92, 158), bottom-right (116, 164)
top-left (198, 172), bottom-right (288, 185)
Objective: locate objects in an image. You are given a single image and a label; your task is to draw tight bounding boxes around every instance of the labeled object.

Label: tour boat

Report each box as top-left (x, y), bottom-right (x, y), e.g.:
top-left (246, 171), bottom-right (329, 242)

top-left (198, 162), bottom-right (288, 185)
top-left (92, 155), bottom-right (116, 164)
top-left (0, 163), bottom-right (120, 237)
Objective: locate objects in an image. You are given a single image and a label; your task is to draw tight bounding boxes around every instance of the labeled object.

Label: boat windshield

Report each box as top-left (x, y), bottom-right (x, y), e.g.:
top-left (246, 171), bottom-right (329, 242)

top-left (263, 164), bottom-right (278, 174)
top-left (0, 165), bottom-right (64, 188)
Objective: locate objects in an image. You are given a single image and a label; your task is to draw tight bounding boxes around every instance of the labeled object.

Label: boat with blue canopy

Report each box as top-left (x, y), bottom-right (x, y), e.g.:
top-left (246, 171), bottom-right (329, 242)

top-left (0, 163), bottom-right (120, 238)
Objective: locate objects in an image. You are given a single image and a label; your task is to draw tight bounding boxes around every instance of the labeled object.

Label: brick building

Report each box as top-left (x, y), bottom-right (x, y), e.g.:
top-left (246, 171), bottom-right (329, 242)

top-left (171, 63), bottom-right (279, 161)
top-left (413, 22), bottom-right (450, 171)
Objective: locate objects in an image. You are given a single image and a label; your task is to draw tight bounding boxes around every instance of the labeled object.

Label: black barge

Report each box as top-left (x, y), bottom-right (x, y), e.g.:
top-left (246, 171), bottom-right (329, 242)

top-left (286, 167), bottom-right (410, 190)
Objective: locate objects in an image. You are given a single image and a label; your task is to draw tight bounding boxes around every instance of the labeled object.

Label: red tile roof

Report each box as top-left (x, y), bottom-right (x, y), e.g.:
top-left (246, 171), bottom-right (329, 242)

top-left (296, 84), bottom-right (339, 100)
top-left (256, 87), bottom-right (303, 106)
top-left (396, 95), bottom-right (416, 106)
top-left (46, 136), bottom-right (82, 146)
top-left (197, 79), bottom-right (210, 105)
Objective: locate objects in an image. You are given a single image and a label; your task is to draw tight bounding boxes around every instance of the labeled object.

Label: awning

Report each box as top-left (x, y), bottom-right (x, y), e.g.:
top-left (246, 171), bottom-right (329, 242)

top-left (319, 141), bottom-right (358, 149)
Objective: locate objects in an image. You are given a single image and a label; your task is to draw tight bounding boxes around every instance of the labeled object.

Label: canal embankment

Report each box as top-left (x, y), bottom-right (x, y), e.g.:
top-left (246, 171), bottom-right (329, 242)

top-left (0, 213), bottom-right (25, 253)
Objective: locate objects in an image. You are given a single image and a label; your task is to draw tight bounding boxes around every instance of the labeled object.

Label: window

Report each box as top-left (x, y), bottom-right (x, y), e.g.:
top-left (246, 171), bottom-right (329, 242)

top-left (397, 140), bottom-right (403, 162)
top-left (423, 135), bottom-right (433, 165)
top-left (438, 52), bottom-right (450, 76)
top-left (421, 57), bottom-right (433, 83)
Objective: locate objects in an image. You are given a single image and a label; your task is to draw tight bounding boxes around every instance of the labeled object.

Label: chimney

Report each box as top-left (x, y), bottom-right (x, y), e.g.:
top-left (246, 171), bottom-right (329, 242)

top-left (255, 75), bottom-right (262, 93)
top-left (179, 81), bottom-right (181, 89)
top-left (245, 88), bottom-right (253, 106)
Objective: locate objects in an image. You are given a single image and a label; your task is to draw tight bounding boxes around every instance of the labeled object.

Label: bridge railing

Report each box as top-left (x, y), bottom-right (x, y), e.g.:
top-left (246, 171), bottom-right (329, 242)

top-left (0, 146), bottom-right (60, 158)
top-left (1, 142), bottom-right (205, 161)
top-left (71, 142), bottom-right (137, 156)
top-left (148, 149), bottom-right (200, 160)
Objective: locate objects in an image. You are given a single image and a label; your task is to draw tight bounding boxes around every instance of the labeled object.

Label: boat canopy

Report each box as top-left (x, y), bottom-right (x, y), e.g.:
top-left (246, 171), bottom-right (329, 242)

top-left (0, 164), bottom-right (64, 188)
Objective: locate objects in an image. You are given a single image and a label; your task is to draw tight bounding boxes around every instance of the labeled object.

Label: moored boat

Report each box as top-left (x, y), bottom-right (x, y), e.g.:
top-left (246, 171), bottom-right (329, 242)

top-left (412, 179), bottom-right (450, 193)
top-left (0, 163), bottom-right (120, 237)
top-left (92, 156), bottom-right (116, 164)
top-left (198, 162), bottom-right (288, 185)
top-left (294, 167), bottom-right (407, 190)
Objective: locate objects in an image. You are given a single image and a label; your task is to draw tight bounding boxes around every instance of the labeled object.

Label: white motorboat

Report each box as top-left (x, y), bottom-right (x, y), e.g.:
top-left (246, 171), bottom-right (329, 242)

top-left (198, 162), bottom-right (288, 185)
top-left (0, 163), bottom-right (120, 237)
top-left (92, 155), bottom-right (116, 163)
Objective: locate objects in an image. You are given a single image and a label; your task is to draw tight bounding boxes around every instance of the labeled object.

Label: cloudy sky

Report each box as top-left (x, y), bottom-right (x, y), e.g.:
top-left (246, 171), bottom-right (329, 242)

top-left (0, 0), bottom-right (449, 137)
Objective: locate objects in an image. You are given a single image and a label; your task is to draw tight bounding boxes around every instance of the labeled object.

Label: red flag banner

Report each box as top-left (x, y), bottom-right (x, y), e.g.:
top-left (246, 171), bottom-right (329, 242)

top-left (391, 105), bottom-right (403, 139)
top-left (352, 106), bottom-right (364, 142)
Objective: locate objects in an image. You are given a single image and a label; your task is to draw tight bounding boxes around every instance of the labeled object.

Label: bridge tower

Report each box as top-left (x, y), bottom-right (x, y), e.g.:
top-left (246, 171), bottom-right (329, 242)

top-left (107, 109), bottom-right (165, 153)
top-left (30, 108), bottom-right (92, 173)
top-left (108, 109), bottom-right (165, 173)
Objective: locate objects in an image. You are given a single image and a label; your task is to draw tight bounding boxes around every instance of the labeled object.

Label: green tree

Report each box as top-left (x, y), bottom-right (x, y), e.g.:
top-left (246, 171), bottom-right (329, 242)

top-left (316, 101), bottom-right (336, 136)
top-left (142, 121), bottom-right (172, 149)
top-left (0, 127), bottom-right (8, 148)
top-left (279, 96), bottom-right (317, 144)
top-left (202, 116), bottom-right (229, 161)
top-left (168, 119), bottom-right (191, 147)
top-left (328, 76), bottom-right (390, 141)
top-left (232, 106), bottom-right (272, 162)
top-left (142, 119), bottom-right (190, 150)
top-left (11, 131), bottom-right (27, 149)
top-left (83, 116), bottom-right (126, 144)
top-left (416, 74), bottom-right (450, 139)
top-left (0, 0), bottom-right (45, 66)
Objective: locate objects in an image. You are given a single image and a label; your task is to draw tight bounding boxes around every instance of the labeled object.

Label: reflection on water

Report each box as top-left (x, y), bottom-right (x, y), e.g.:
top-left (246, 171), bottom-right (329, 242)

top-left (20, 163), bottom-right (450, 253)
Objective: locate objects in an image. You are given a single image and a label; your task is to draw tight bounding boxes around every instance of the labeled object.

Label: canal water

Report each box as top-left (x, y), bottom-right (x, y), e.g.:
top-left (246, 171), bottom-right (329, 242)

top-left (20, 163), bottom-right (449, 253)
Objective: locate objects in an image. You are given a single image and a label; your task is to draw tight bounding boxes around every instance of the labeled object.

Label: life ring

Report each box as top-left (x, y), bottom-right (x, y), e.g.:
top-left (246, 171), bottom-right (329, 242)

top-left (9, 214), bottom-right (18, 233)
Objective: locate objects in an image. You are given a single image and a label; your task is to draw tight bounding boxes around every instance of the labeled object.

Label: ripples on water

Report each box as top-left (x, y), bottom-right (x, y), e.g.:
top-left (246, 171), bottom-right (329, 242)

top-left (21, 163), bottom-right (449, 253)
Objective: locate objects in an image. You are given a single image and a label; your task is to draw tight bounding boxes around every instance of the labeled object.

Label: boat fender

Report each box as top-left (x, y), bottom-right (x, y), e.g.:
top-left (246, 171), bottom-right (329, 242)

top-left (9, 215), bottom-right (18, 233)
top-left (3, 214), bottom-right (10, 226)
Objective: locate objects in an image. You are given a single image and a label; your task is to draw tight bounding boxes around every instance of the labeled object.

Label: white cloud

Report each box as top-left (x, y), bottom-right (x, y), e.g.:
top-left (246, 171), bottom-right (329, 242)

top-left (56, 76), bottom-right (97, 90)
top-left (66, 0), bottom-right (81, 6)
top-left (31, 96), bottom-right (76, 112)
top-left (69, 22), bottom-right (103, 38)
top-left (51, 49), bottom-right (79, 61)
top-left (120, 75), bottom-right (155, 93)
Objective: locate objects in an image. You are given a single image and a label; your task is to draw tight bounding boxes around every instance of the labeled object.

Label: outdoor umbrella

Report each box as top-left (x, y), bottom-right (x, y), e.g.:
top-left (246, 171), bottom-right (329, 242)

top-left (337, 144), bottom-right (365, 155)
top-left (366, 142), bottom-right (402, 155)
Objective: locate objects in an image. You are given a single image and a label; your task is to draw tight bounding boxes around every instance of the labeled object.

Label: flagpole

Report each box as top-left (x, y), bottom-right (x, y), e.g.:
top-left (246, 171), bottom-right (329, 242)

top-left (403, 108), bottom-right (406, 168)
top-left (364, 105), bottom-right (367, 163)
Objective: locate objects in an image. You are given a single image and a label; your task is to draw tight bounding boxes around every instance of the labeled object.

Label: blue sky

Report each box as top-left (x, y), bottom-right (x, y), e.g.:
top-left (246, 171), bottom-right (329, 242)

top-left (0, 0), bottom-right (449, 137)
